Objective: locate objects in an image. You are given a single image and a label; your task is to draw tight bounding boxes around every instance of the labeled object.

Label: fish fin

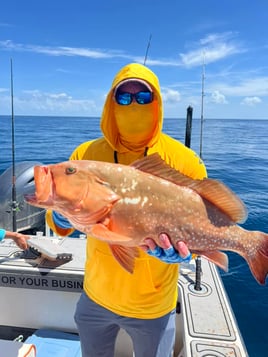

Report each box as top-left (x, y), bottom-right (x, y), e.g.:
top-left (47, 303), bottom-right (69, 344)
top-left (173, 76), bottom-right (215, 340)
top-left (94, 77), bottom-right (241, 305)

top-left (109, 245), bottom-right (140, 274)
top-left (131, 153), bottom-right (247, 224)
top-left (188, 178), bottom-right (247, 224)
top-left (193, 250), bottom-right (229, 272)
top-left (90, 223), bottom-right (133, 243)
top-left (243, 231), bottom-right (268, 285)
top-left (90, 224), bottom-right (139, 273)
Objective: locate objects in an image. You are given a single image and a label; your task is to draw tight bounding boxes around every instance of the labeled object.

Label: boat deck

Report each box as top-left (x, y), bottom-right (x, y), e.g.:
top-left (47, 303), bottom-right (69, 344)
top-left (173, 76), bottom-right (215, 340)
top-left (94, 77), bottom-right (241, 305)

top-left (0, 236), bottom-right (248, 356)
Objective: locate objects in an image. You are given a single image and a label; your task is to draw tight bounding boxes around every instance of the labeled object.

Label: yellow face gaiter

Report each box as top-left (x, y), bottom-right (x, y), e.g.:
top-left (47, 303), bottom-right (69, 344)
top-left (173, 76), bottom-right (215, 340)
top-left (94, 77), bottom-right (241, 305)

top-left (101, 63), bottom-right (163, 153)
top-left (114, 102), bottom-right (157, 151)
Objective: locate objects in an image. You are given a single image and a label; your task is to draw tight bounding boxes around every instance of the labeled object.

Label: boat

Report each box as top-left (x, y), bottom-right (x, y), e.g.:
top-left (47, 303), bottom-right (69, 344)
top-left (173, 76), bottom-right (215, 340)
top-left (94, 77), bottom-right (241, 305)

top-left (0, 234), bottom-right (248, 356)
top-left (0, 153), bottom-right (249, 356)
top-left (0, 59), bottom-right (249, 356)
top-left (0, 156), bottom-right (248, 357)
top-left (0, 152), bottom-right (249, 356)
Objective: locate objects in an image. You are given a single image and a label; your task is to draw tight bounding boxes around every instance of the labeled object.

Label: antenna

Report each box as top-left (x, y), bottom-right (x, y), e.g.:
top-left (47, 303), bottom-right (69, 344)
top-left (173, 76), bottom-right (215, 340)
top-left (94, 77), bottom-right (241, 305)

top-left (143, 34), bottom-right (152, 65)
top-left (199, 52), bottom-right (205, 159)
top-left (10, 58), bottom-right (18, 232)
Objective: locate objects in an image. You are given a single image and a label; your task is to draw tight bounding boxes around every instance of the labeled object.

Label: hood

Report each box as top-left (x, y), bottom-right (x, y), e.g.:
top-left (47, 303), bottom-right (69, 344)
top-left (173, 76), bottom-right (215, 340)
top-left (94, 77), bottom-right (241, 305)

top-left (100, 63), bottom-right (163, 153)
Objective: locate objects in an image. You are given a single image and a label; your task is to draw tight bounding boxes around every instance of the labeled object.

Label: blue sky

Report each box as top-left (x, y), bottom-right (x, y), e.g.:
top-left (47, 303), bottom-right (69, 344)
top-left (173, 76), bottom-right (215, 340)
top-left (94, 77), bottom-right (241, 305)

top-left (0, 0), bottom-right (268, 119)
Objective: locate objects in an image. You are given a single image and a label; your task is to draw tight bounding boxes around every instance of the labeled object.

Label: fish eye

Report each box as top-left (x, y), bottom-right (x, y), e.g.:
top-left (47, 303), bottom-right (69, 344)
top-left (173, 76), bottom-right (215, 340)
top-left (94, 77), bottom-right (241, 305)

top-left (65, 167), bottom-right (77, 175)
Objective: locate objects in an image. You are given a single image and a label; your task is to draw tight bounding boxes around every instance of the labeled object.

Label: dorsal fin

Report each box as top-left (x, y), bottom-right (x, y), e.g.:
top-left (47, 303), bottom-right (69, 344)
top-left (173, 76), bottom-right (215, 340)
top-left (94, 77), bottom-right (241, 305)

top-left (131, 153), bottom-right (247, 223)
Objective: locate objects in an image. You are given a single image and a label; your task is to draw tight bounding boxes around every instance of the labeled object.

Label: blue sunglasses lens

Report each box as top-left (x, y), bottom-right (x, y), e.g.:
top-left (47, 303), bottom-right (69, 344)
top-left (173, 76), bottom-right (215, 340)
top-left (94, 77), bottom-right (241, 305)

top-left (135, 91), bottom-right (153, 104)
top-left (115, 91), bottom-right (153, 105)
top-left (116, 92), bottom-right (132, 105)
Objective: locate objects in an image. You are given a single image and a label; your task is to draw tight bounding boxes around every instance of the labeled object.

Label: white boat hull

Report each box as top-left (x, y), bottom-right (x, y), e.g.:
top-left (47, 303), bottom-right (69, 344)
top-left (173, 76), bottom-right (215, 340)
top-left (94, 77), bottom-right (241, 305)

top-left (0, 236), bottom-right (248, 356)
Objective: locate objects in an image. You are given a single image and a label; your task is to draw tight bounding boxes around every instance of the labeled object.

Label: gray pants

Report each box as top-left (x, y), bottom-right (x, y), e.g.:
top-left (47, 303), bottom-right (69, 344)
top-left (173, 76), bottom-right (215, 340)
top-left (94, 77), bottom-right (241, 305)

top-left (74, 292), bottom-right (176, 357)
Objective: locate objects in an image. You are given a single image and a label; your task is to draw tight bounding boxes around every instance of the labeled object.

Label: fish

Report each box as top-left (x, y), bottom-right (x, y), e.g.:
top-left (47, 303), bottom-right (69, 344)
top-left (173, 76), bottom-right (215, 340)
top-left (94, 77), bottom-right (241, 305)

top-left (25, 153), bottom-right (268, 285)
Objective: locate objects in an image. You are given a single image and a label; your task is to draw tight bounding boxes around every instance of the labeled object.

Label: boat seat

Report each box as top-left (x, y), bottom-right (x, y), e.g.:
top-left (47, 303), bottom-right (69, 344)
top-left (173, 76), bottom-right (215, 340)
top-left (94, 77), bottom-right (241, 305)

top-left (0, 339), bottom-right (36, 356)
top-left (25, 329), bottom-right (81, 357)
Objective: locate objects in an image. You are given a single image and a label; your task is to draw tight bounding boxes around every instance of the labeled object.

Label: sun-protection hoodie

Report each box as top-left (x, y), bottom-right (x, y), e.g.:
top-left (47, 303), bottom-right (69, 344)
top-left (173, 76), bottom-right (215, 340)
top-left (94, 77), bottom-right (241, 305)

top-left (46, 63), bottom-right (207, 319)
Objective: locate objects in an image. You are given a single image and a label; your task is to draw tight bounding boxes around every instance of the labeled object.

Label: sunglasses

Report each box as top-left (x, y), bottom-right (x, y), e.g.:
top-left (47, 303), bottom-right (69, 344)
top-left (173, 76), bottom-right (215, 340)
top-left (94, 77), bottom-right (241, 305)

top-left (115, 91), bottom-right (153, 105)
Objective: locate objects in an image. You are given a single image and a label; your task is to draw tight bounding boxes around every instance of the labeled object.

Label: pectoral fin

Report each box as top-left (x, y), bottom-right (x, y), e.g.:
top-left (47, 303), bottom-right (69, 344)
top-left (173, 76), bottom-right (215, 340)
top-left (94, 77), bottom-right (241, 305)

top-left (90, 224), bottom-right (139, 273)
top-left (109, 244), bottom-right (140, 274)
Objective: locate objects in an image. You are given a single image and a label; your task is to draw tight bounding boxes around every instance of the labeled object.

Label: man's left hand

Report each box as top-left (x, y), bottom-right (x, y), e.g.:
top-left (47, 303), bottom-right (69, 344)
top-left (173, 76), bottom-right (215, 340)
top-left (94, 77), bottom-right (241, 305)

top-left (140, 233), bottom-right (192, 264)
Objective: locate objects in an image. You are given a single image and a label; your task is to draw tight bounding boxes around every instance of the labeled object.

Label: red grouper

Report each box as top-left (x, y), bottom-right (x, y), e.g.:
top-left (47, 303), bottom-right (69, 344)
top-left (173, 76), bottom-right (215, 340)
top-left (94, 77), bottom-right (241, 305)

top-left (25, 153), bottom-right (268, 285)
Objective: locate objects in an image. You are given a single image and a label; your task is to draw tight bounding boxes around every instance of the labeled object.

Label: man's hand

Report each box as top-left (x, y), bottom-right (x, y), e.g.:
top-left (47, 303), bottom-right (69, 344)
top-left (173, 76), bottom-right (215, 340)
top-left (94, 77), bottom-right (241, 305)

top-left (140, 233), bottom-right (192, 264)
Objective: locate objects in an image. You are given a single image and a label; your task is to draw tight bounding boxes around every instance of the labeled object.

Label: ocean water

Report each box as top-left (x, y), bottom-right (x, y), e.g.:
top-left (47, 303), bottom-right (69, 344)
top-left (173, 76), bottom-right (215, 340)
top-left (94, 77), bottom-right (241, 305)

top-left (1, 115), bottom-right (268, 356)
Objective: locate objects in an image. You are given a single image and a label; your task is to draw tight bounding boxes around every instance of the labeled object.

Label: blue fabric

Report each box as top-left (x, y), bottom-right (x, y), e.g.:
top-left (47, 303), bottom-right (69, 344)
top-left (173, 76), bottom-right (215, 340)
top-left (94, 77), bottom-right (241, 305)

top-left (147, 245), bottom-right (192, 263)
top-left (26, 329), bottom-right (81, 357)
top-left (0, 229), bottom-right (6, 241)
top-left (52, 211), bottom-right (72, 229)
top-left (52, 211), bottom-right (84, 238)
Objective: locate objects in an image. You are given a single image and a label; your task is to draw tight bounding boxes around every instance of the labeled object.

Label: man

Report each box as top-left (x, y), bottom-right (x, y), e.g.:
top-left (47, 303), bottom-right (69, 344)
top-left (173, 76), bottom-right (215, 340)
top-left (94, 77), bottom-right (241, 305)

top-left (46, 63), bottom-right (207, 357)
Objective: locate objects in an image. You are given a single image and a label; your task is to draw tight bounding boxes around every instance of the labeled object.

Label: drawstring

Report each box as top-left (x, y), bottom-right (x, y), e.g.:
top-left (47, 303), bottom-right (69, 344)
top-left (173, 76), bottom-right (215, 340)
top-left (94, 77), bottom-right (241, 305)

top-left (113, 151), bottom-right (118, 163)
top-left (114, 147), bottom-right (148, 163)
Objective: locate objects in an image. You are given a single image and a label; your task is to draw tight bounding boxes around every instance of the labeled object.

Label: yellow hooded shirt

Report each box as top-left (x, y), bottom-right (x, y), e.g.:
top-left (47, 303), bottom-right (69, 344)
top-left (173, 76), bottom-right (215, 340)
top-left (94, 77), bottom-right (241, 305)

top-left (46, 63), bottom-right (207, 319)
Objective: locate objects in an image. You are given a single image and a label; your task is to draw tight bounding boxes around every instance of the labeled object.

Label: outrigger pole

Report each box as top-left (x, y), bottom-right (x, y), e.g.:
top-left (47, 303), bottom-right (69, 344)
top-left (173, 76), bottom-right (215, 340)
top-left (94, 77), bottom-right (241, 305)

top-left (10, 58), bottom-right (18, 232)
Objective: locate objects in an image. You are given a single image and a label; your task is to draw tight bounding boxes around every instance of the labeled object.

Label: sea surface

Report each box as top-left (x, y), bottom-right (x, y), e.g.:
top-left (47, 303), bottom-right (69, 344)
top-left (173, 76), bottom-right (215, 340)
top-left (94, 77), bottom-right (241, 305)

top-left (1, 115), bottom-right (268, 356)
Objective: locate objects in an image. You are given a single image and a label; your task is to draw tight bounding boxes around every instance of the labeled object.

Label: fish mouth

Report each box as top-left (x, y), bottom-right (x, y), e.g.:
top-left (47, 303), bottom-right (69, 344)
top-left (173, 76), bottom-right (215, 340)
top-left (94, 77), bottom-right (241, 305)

top-left (25, 165), bottom-right (54, 207)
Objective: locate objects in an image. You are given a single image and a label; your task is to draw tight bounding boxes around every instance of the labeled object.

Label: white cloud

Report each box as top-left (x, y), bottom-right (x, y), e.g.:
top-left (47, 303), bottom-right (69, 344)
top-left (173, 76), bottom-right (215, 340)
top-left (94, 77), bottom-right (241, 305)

top-left (180, 32), bottom-right (245, 68)
top-left (0, 34), bottom-right (245, 69)
top-left (0, 40), bottom-right (179, 66)
top-left (211, 77), bottom-right (268, 97)
top-left (241, 96), bottom-right (262, 106)
top-left (200, 32), bottom-right (234, 46)
top-left (210, 90), bottom-right (228, 104)
top-left (162, 89), bottom-right (181, 104)
top-left (180, 44), bottom-right (236, 67)
top-left (0, 40), bottom-right (128, 59)
top-left (0, 89), bottom-right (99, 115)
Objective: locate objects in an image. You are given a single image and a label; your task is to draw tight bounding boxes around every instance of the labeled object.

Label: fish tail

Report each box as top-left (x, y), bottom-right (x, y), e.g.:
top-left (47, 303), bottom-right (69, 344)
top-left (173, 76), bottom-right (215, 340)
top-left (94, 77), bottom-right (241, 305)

top-left (246, 231), bottom-right (268, 285)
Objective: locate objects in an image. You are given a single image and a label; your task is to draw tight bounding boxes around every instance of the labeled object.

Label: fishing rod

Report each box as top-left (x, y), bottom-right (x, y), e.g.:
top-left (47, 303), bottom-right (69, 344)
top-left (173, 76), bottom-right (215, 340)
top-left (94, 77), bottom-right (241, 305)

top-left (193, 54), bottom-right (207, 291)
top-left (143, 37), bottom-right (203, 291)
top-left (143, 34), bottom-right (152, 66)
top-left (10, 58), bottom-right (18, 232)
top-left (199, 53), bottom-right (205, 159)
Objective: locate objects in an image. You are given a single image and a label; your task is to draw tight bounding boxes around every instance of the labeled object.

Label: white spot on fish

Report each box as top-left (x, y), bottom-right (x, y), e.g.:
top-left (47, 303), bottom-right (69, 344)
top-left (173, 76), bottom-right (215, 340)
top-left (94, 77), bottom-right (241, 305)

top-left (120, 179), bottom-right (138, 194)
top-left (131, 179), bottom-right (138, 190)
top-left (160, 180), bottom-right (170, 186)
top-left (141, 197), bottom-right (149, 207)
top-left (123, 197), bottom-right (141, 205)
